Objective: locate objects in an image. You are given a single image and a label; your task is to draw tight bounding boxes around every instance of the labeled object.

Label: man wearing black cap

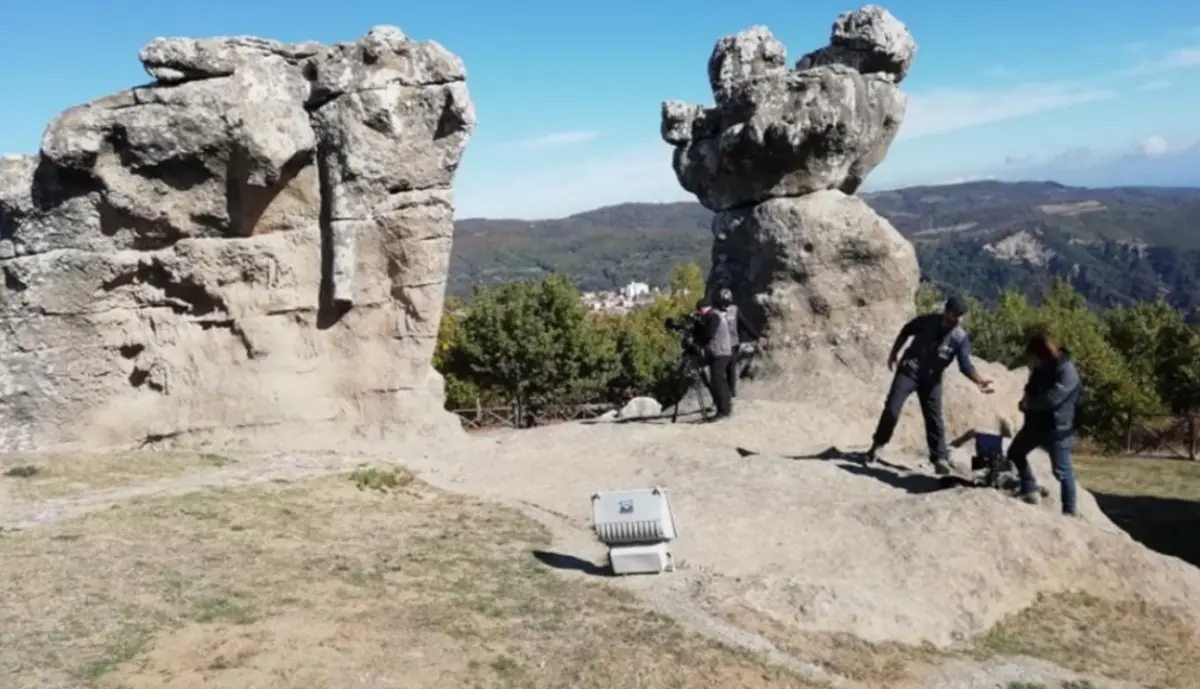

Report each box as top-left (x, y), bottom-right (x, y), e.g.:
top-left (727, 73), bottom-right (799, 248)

top-left (865, 296), bottom-right (994, 474)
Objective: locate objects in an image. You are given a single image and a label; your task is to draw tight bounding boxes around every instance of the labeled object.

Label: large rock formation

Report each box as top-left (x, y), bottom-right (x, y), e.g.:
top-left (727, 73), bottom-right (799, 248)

top-left (661, 5), bottom-right (1022, 446)
top-left (0, 27), bottom-right (475, 452)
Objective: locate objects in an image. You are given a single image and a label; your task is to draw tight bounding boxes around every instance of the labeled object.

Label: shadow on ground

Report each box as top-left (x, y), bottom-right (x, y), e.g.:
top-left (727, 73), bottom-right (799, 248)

top-left (1092, 492), bottom-right (1200, 568)
top-left (735, 445), bottom-right (973, 494)
top-left (532, 550), bottom-right (612, 576)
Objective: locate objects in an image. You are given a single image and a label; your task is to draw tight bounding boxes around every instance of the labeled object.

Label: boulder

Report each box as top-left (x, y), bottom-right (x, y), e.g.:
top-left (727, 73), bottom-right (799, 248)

top-left (0, 26), bottom-right (475, 453)
top-left (618, 396), bottom-right (663, 420)
top-left (661, 6), bottom-right (1024, 454)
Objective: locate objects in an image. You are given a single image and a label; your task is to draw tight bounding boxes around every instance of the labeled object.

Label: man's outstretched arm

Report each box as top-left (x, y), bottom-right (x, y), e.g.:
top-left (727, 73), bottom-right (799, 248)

top-left (956, 334), bottom-right (992, 389)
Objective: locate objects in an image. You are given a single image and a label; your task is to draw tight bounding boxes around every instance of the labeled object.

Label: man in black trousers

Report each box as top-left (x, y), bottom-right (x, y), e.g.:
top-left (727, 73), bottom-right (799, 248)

top-left (866, 296), bottom-right (994, 473)
top-left (692, 299), bottom-right (734, 420)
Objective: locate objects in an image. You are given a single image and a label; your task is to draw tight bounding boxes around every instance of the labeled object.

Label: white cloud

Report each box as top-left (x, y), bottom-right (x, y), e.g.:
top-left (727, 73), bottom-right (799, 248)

top-left (1135, 136), bottom-right (1169, 157)
top-left (985, 139), bottom-right (1200, 188)
top-left (1138, 79), bottom-right (1173, 91)
top-left (900, 38), bottom-right (1200, 142)
top-left (901, 82), bottom-right (1116, 140)
top-left (506, 130), bottom-right (601, 150)
top-left (456, 38), bottom-right (1200, 218)
top-left (1118, 46), bottom-right (1200, 76)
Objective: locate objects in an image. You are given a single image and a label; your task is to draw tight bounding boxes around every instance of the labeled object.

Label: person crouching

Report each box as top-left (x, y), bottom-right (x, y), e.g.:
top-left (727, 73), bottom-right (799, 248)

top-left (1007, 329), bottom-right (1083, 516)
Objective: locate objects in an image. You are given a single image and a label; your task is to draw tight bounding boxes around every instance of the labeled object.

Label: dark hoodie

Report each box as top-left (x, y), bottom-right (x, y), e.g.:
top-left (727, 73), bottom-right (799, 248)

top-left (1021, 349), bottom-right (1082, 440)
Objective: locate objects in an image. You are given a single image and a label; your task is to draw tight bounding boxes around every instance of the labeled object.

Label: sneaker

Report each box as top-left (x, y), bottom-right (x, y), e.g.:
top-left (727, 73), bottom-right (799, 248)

top-left (862, 446), bottom-right (878, 465)
top-left (1019, 491), bottom-right (1041, 505)
top-left (932, 460), bottom-right (952, 476)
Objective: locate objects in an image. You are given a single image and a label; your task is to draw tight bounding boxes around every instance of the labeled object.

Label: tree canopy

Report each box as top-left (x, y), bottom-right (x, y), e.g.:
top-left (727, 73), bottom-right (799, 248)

top-left (437, 268), bottom-right (1200, 445)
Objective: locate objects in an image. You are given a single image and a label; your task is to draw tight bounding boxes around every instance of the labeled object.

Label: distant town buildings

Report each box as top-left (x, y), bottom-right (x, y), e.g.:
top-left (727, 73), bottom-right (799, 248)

top-left (581, 280), bottom-right (662, 314)
top-left (620, 281), bottom-right (650, 300)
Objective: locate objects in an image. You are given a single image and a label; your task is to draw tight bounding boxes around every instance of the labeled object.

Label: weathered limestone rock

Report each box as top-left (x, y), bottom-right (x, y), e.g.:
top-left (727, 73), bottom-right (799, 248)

top-left (0, 26), bottom-right (475, 453)
top-left (793, 4), bottom-right (917, 83)
top-left (662, 6), bottom-right (1024, 450)
top-left (662, 6), bottom-right (911, 212)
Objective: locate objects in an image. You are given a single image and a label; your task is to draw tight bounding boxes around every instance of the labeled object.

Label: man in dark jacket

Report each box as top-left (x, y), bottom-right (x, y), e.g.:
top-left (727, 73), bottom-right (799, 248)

top-left (866, 296), bottom-right (994, 473)
top-left (1007, 329), bottom-right (1083, 516)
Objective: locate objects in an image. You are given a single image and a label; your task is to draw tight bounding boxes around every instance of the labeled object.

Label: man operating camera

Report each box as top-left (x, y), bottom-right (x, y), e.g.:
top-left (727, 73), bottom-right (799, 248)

top-left (666, 298), bottom-right (732, 420)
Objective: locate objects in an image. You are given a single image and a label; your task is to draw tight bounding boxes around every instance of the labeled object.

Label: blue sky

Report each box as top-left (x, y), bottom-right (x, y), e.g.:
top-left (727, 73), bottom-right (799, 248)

top-left (2, 1), bottom-right (1199, 219)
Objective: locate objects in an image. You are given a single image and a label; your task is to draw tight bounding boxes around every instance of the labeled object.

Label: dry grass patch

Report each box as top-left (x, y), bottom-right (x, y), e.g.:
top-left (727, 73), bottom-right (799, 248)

top-left (0, 450), bottom-right (236, 501)
top-left (1075, 454), bottom-right (1200, 568)
top-left (712, 601), bottom-right (950, 687)
top-left (711, 585), bottom-right (1199, 687)
top-left (980, 590), bottom-right (1199, 688)
top-left (0, 465), bottom-right (820, 689)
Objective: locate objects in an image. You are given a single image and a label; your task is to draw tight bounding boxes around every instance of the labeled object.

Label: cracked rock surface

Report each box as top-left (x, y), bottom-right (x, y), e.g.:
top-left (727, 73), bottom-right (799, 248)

top-left (0, 26), bottom-right (475, 452)
top-left (662, 6), bottom-right (1024, 438)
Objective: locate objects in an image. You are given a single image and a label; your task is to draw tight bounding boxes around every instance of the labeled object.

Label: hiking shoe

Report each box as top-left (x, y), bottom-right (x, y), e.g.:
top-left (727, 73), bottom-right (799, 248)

top-left (862, 446), bottom-right (878, 465)
top-left (1019, 491), bottom-right (1042, 505)
top-left (932, 460), bottom-right (952, 476)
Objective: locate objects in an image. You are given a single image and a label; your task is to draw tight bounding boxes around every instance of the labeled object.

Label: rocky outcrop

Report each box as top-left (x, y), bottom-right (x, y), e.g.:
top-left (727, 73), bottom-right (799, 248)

top-left (662, 6), bottom-right (1023, 447)
top-left (662, 6), bottom-right (912, 211)
top-left (0, 26), bottom-right (475, 452)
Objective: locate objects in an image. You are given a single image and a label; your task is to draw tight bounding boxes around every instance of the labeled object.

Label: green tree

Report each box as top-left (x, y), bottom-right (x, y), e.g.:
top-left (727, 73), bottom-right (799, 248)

top-left (602, 263), bottom-right (704, 401)
top-left (1156, 321), bottom-right (1200, 413)
top-left (668, 262), bottom-right (705, 300)
top-left (433, 296), bottom-right (502, 409)
top-left (440, 274), bottom-right (616, 417)
top-left (1103, 299), bottom-right (1200, 413)
top-left (914, 282), bottom-right (944, 314)
top-left (967, 290), bottom-right (1036, 366)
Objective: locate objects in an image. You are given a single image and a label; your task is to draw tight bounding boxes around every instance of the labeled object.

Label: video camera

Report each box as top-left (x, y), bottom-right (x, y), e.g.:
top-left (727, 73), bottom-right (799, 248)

top-left (664, 312), bottom-right (705, 358)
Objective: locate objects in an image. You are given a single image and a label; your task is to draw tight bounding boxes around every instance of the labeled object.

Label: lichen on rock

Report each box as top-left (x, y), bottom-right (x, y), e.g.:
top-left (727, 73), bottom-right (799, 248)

top-left (0, 26), bottom-right (475, 452)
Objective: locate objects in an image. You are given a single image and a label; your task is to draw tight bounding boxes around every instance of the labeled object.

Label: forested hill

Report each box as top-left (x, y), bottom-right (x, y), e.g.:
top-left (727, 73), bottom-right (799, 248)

top-left (450, 180), bottom-right (1200, 317)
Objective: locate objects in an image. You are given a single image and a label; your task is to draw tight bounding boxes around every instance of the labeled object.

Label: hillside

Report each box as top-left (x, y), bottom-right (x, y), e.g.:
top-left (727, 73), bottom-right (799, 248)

top-left (449, 181), bottom-right (1200, 316)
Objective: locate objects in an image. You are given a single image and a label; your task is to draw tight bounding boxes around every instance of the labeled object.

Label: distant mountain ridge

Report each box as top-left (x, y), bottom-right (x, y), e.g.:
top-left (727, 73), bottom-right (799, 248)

top-left (449, 181), bottom-right (1200, 317)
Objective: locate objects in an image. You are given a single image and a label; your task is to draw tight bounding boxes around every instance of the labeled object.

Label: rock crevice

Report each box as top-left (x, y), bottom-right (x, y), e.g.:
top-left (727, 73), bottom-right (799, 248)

top-left (1, 26), bottom-right (475, 452)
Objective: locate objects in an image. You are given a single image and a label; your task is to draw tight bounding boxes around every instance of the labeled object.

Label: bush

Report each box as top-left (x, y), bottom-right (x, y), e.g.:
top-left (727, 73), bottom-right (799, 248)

top-left (437, 267), bottom-right (1198, 443)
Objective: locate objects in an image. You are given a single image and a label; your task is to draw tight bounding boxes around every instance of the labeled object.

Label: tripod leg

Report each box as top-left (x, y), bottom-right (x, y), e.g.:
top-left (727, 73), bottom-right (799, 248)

top-left (697, 369), bottom-right (714, 419)
top-left (669, 360), bottom-right (688, 424)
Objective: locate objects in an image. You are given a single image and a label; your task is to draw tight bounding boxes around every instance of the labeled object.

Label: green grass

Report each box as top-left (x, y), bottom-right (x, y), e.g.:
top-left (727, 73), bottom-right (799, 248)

top-left (1075, 454), bottom-right (1200, 502)
top-left (1075, 454), bottom-right (1200, 567)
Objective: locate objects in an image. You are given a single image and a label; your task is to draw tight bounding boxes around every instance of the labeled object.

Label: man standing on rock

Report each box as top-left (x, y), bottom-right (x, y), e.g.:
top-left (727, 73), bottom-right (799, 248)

top-left (1007, 330), bottom-right (1082, 516)
top-left (865, 296), bottom-right (994, 473)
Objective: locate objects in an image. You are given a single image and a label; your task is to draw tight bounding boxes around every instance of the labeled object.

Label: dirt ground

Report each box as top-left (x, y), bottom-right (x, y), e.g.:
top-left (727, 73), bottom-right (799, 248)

top-left (1, 438), bottom-right (1198, 689)
top-left (0, 465), bottom-right (820, 689)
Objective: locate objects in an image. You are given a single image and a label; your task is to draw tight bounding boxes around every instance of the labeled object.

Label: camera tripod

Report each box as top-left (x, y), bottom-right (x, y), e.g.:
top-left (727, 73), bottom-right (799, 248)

top-left (667, 352), bottom-right (715, 423)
